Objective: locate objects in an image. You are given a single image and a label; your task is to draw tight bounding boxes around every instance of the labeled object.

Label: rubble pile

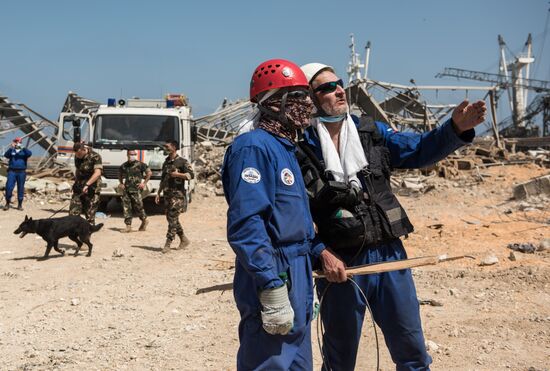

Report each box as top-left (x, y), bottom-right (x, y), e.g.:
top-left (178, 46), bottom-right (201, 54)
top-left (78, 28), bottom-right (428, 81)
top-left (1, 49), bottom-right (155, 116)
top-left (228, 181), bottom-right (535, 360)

top-left (1, 137), bottom-right (546, 202)
top-left (193, 141), bottom-right (227, 197)
top-left (188, 138), bottom-right (549, 199)
top-left (437, 140), bottom-right (549, 179)
top-left (504, 175), bottom-right (550, 222)
top-left (389, 140), bottom-right (550, 195)
top-left (0, 171), bottom-right (72, 209)
top-left (1, 158), bottom-right (72, 200)
top-left (512, 174), bottom-right (550, 200)
top-left (26, 160), bottom-right (75, 180)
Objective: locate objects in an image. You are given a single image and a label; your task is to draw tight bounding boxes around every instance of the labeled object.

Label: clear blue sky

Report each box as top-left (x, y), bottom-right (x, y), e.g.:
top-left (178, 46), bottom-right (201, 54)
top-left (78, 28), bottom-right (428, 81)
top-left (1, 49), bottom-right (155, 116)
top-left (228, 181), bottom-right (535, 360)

top-left (2, 0), bottom-right (549, 121)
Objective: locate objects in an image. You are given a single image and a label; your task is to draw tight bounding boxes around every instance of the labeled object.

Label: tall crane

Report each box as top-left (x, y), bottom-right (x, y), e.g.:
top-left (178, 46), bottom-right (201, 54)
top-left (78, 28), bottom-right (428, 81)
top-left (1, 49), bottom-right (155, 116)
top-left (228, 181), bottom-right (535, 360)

top-left (436, 34), bottom-right (550, 136)
top-left (347, 34), bottom-right (371, 84)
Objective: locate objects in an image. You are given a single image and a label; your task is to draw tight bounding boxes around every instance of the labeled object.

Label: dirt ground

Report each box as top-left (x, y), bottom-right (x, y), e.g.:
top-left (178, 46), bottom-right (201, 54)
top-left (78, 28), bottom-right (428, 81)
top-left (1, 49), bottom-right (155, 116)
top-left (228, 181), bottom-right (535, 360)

top-left (1, 164), bottom-right (549, 371)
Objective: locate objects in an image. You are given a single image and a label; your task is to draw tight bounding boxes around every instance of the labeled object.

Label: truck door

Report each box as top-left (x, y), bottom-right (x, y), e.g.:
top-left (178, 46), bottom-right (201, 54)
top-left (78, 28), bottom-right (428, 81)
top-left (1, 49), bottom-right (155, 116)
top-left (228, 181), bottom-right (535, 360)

top-left (56, 113), bottom-right (92, 167)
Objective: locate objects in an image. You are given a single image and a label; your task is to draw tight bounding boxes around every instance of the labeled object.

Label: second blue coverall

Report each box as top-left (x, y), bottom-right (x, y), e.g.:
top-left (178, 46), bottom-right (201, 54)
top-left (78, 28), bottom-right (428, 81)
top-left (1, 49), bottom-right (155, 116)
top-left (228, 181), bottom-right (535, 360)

top-left (303, 117), bottom-right (475, 371)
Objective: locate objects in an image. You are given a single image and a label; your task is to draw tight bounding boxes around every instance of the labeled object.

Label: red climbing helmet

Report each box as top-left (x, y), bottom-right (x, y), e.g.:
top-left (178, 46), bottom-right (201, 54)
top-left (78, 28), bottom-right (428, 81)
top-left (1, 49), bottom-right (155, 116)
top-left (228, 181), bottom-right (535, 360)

top-left (250, 59), bottom-right (309, 103)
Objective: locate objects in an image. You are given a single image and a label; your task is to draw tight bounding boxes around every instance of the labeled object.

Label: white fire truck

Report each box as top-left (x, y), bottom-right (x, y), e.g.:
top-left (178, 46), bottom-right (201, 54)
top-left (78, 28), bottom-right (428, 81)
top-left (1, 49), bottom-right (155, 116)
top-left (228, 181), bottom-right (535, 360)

top-left (56, 95), bottom-right (196, 208)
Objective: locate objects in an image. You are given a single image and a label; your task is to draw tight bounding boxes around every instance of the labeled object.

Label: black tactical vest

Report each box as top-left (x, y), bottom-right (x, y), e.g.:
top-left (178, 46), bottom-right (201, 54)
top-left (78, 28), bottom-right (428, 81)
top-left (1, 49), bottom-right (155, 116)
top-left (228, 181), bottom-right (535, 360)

top-left (297, 116), bottom-right (414, 252)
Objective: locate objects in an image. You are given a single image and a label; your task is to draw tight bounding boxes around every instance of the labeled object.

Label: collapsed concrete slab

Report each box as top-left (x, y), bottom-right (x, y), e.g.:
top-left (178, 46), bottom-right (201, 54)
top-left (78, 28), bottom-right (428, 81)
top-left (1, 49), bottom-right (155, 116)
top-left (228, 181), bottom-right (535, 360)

top-left (513, 175), bottom-right (550, 200)
top-left (56, 182), bottom-right (72, 193)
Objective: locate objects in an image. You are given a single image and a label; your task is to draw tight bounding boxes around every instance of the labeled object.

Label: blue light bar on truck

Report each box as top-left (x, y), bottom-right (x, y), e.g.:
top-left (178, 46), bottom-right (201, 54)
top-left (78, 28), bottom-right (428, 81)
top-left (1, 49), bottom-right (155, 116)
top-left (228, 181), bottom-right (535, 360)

top-left (166, 99), bottom-right (175, 108)
top-left (107, 98), bottom-right (116, 107)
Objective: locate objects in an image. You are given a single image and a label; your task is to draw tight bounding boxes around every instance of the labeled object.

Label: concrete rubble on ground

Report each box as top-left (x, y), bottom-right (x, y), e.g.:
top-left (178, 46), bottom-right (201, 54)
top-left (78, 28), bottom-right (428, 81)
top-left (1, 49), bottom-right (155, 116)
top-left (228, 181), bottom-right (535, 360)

top-left (389, 138), bottom-right (550, 195)
top-left (507, 242), bottom-right (537, 254)
top-left (0, 163), bottom-right (72, 205)
top-left (112, 248), bottom-right (125, 258)
top-left (479, 254), bottom-right (499, 266)
top-left (27, 162), bottom-right (74, 180)
top-left (512, 174), bottom-right (550, 200)
top-left (1, 135), bottom-right (548, 204)
top-left (190, 136), bottom-right (549, 199)
top-left (193, 141), bottom-right (227, 197)
top-left (438, 139), bottom-right (550, 178)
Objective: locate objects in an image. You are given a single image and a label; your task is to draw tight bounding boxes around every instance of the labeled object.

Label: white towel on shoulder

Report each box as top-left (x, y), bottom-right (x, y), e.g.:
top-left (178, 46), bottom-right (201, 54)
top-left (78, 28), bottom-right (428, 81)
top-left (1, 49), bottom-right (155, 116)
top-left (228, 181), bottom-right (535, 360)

top-left (312, 114), bottom-right (368, 185)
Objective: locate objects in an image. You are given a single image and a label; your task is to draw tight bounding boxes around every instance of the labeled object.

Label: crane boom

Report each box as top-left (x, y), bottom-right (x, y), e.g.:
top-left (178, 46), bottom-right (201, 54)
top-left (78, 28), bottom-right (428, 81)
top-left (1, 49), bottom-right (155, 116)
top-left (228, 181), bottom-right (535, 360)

top-left (436, 67), bottom-right (550, 93)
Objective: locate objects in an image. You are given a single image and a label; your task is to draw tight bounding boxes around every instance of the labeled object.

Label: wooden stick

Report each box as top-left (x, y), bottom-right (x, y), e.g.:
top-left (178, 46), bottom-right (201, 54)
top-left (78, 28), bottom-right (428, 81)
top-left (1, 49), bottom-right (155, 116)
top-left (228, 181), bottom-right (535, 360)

top-left (195, 283), bottom-right (234, 295)
top-left (313, 256), bottom-right (440, 278)
top-left (195, 255), bottom-right (473, 294)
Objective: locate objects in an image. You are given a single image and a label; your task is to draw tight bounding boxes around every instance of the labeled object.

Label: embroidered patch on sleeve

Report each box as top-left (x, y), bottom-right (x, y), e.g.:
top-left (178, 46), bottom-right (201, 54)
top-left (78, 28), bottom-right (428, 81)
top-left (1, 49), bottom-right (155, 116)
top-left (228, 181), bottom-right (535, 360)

top-left (241, 167), bottom-right (261, 184)
top-left (281, 168), bottom-right (295, 186)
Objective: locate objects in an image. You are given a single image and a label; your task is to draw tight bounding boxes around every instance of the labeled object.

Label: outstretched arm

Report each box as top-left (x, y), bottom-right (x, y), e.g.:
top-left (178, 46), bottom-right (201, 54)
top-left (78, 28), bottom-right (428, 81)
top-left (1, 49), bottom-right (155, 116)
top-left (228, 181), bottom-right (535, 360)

top-left (379, 100), bottom-right (487, 169)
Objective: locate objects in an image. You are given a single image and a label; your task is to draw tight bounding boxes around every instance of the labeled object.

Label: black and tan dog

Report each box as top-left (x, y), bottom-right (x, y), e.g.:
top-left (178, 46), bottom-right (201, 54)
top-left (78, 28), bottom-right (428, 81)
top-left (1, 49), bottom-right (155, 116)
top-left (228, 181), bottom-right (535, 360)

top-left (14, 215), bottom-right (103, 259)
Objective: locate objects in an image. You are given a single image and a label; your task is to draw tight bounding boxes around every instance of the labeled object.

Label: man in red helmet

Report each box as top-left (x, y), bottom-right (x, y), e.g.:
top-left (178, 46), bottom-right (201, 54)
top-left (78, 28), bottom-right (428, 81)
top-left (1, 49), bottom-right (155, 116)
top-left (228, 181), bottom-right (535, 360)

top-left (222, 59), bottom-right (329, 370)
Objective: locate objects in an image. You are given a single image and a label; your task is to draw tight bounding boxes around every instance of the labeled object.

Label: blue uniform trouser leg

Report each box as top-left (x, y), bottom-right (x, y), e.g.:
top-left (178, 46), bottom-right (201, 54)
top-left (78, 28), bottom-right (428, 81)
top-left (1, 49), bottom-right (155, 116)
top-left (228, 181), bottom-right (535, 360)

top-left (234, 245), bottom-right (313, 371)
top-left (317, 240), bottom-right (432, 371)
top-left (15, 171), bottom-right (26, 203)
top-left (5, 171), bottom-right (18, 203)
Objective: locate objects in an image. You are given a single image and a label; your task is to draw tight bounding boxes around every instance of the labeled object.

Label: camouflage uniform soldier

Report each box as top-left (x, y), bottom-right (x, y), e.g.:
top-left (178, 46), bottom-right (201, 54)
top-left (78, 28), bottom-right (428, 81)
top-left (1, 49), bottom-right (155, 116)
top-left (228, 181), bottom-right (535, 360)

top-left (118, 149), bottom-right (152, 233)
top-left (155, 140), bottom-right (194, 253)
top-left (70, 142), bottom-right (103, 225)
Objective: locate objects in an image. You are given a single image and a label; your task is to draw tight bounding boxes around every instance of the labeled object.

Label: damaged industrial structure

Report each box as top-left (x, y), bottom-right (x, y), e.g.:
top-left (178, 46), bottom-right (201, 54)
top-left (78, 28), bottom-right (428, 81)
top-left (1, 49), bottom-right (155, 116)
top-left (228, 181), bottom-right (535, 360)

top-left (1, 34), bottom-right (548, 200)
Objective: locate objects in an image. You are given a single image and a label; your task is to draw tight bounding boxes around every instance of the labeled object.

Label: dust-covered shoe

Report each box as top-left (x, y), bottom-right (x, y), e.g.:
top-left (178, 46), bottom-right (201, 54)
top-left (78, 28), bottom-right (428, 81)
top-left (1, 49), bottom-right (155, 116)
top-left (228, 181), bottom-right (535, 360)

top-left (121, 225), bottom-right (132, 233)
top-left (176, 234), bottom-right (190, 250)
top-left (138, 218), bottom-right (149, 231)
top-left (162, 239), bottom-right (172, 254)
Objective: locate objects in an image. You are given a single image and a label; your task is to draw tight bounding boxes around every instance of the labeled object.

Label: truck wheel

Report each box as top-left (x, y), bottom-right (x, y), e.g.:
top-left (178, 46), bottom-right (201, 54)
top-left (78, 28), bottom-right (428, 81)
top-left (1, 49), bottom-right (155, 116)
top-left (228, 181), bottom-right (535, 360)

top-left (98, 197), bottom-right (110, 212)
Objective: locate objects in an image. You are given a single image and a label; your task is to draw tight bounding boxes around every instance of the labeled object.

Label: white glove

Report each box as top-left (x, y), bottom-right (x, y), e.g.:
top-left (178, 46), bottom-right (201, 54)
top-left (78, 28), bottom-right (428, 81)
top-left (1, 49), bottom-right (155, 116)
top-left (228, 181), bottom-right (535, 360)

top-left (259, 284), bottom-right (294, 335)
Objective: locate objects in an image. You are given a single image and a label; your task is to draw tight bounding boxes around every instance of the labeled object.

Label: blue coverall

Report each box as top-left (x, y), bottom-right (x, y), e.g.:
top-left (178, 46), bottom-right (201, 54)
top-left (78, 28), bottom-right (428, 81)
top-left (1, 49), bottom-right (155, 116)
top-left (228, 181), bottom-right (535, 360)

top-left (303, 118), bottom-right (475, 371)
top-left (222, 128), bottom-right (325, 371)
top-left (4, 147), bottom-right (32, 206)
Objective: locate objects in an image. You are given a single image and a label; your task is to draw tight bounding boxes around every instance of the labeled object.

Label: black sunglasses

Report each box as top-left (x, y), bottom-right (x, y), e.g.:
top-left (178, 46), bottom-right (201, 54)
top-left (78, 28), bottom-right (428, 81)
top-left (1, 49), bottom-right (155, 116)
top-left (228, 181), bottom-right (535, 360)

top-left (313, 79), bottom-right (344, 93)
top-left (286, 90), bottom-right (310, 99)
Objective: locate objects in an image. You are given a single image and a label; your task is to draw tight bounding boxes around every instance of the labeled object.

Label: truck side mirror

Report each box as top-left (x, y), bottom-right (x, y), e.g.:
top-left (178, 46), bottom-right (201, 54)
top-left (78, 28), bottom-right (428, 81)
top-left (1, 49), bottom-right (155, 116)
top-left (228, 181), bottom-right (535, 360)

top-left (62, 115), bottom-right (81, 143)
top-left (72, 118), bottom-right (81, 143)
top-left (191, 125), bottom-right (198, 143)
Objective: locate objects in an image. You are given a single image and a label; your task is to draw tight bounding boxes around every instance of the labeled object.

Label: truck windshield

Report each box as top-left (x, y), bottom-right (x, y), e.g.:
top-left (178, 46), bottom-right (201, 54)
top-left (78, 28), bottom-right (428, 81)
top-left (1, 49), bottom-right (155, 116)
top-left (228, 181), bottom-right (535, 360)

top-left (94, 115), bottom-right (178, 146)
